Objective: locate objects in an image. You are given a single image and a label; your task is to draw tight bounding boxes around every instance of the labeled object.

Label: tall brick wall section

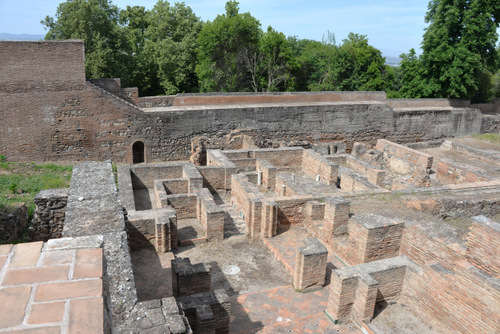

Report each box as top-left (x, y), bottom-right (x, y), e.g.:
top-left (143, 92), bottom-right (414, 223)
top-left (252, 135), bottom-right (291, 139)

top-left (171, 257), bottom-right (212, 297)
top-left (0, 41), bottom-right (85, 93)
top-left (401, 223), bottom-right (500, 333)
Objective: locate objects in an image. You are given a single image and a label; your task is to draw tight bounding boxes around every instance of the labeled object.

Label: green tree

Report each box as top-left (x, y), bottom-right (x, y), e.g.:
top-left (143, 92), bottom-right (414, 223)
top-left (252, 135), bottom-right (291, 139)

top-left (144, 1), bottom-right (201, 95)
top-left (400, 0), bottom-right (500, 102)
top-left (293, 33), bottom-right (338, 91)
top-left (196, 1), bottom-right (261, 92)
top-left (41, 0), bottom-right (126, 80)
top-left (119, 5), bottom-right (153, 92)
top-left (333, 33), bottom-right (393, 92)
top-left (246, 26), bottom-right (296, 92)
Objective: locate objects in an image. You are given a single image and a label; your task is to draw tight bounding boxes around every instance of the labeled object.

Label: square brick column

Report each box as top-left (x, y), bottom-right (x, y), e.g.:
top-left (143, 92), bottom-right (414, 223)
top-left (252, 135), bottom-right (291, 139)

top-left (293, 238), bottom-right (328, 292)
top-left (195, 305), bottom-right (216, 334)
top-left (324, 197), bottom-right (350, 239)
top-left (171, 257), bottom-right (212, 297)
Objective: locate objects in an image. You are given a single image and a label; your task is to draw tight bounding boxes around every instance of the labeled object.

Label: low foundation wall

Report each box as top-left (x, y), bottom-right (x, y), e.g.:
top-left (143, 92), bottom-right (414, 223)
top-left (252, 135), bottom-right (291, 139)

top-left (436, 159), bottom-right (489, 184)
top-left (30, 188), bottom-right (69, 241)
top-left (376, 139), bottom-right (433, 174)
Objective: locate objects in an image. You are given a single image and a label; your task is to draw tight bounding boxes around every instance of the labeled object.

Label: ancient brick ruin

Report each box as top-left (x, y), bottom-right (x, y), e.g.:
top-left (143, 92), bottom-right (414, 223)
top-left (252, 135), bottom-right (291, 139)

top-left (0, 40), bottom-right (500, 333)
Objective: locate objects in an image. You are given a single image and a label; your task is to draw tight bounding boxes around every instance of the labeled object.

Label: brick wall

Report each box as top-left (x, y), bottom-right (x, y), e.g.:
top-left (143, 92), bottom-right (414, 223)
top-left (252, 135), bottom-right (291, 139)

top-left (256, 159), bottom-right (276, 189)
top-left (163, 179), bottom-right (189, 194)
top-left (0, 41), bottom-right (85, 93)
top-left (465, 216), bottom-right (500, 277)
top-left (376, 139), bottom-right (433, 174)
top-left (345, 156), bottom-right (385, 186)
top-left (293, 238), bottom-right (328, 292)
top-left (326, 256), bottom-right (416, 323)
top-left (0, 41), bottom-right (492, 163)
top-left (167, 194), bottom-right (197, 219)
top-left (252, 148), bottom-right (304, 168)
top-left (436, 159), bottom-right (489, 184)
top-left (196, 189), bottom-right (224, 242)
top-left (302, 149), bottom-right (339, 185)
top-left (401, 223), bottom-right (500, 333)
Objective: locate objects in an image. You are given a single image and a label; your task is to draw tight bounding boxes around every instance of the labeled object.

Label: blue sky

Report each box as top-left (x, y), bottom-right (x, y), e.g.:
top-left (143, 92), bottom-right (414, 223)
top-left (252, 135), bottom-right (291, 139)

top-left (0, 0), bottom-right (430, 57)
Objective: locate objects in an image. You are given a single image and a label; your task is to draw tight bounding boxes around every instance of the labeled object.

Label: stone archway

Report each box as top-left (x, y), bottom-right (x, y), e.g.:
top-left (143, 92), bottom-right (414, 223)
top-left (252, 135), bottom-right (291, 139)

top-left (132, 141), bottom-right (145, 164)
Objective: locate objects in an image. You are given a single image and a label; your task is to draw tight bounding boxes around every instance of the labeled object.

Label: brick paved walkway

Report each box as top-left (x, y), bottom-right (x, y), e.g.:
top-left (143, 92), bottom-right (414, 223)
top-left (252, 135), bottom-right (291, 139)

top-left (229, 285), bottom-right (360, 334)
top-left (0, 241), bottom-right (105, 333)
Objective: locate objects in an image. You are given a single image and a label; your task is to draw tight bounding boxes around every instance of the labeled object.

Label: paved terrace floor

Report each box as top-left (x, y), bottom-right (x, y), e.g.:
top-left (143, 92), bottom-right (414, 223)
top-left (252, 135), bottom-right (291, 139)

top-left (0, 240), bottom-right (105, 333)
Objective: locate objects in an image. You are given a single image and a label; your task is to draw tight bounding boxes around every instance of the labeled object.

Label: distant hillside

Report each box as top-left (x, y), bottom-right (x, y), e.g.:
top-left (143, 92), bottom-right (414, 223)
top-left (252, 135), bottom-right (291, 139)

top-left (0, 33), bottom-right (44, 41)
top-left (385, 56), bottom-right (401, 67)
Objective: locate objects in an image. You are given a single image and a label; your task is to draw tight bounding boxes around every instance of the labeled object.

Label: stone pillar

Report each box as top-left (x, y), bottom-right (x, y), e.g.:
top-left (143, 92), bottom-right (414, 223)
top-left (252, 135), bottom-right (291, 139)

top-left (257, 171), bottom-right (262, 186)
top-left (293, 238), bottom-right (328, 292)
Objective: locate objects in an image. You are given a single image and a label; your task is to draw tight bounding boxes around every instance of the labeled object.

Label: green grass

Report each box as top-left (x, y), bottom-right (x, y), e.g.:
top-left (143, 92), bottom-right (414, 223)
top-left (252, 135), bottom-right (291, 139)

top-left (471, 133), bottom-right (500, 144)
top-left (0, 161), bottom-right (72, 218)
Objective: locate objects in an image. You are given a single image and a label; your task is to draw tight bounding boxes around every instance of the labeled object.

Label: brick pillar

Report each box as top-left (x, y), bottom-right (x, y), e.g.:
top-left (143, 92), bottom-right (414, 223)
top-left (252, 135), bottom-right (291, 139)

top-left (352, 278), bottom-right (378, 322)
top-left (195, 305), bottom-right (215, 334)
top-left (324, 197), bottom-right (350, 239)
top-left (326, 274), bottom-right (359, 321)
top-left (155, 214), bottom-right (177, 252)
top-left (171, 258), bottom-right (212, 297)
top-left (212, 289), bottom-right (231, 334)
top-left (293, 238), bottom-right (328, 292)
top-left (248, 199), bottom-right (262, 239)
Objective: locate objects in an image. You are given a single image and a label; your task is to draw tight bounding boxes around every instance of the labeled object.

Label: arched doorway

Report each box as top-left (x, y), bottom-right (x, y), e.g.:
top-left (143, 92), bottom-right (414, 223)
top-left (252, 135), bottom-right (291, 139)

top-left (132, 141), bottom-right (145, 164)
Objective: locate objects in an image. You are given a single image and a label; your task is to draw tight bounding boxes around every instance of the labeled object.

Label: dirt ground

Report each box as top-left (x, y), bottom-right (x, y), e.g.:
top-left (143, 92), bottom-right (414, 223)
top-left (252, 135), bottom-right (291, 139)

top-left (369, 299), bottom-right (452, 334)
top-left (174, 235), bottom-right (291, 297)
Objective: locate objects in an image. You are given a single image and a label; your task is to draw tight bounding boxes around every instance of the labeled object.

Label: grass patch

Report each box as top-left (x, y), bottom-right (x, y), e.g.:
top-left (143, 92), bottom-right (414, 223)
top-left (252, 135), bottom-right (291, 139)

top-left (0, 161), bottom-right (72, 219)
top-left (471, 133), bottom-right (500, 144)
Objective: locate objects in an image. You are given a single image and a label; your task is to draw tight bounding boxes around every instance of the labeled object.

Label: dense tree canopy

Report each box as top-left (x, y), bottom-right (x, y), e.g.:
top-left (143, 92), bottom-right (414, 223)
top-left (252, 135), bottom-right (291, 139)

top-left (399, 0), bottom-right (500, 102)
top-left (41, 0), bottom-right (500, 102)
top-left (196, 1), bottom-right (261, 92)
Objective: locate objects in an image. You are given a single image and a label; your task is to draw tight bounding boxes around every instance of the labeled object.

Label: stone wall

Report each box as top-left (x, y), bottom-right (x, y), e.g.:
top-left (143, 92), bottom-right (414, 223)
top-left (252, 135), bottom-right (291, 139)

top-left (31, 188), bottom-right (69, 241)
top-left (0, 203), bottom-right (28, 243)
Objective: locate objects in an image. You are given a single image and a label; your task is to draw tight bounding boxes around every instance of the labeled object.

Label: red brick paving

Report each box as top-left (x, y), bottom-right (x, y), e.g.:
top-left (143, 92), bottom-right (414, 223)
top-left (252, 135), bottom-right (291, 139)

top-left (230, 285), bottom-right (360, 333)
top-left (0, 241), bottom-right (105, 333)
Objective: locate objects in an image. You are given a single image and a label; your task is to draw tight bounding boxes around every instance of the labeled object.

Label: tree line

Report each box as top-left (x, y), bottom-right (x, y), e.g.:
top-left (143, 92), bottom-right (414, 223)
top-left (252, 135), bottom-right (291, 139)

top-left (42, 0), bottom-right (500, 102)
